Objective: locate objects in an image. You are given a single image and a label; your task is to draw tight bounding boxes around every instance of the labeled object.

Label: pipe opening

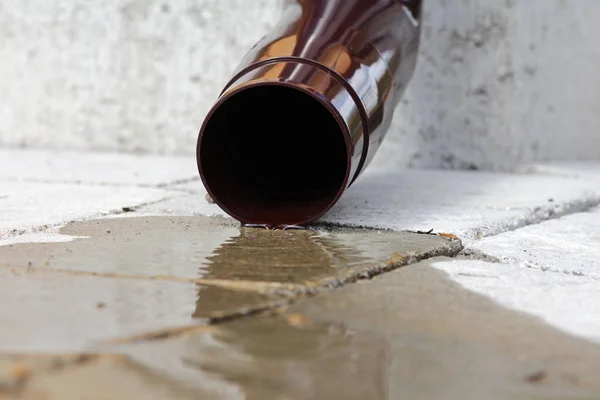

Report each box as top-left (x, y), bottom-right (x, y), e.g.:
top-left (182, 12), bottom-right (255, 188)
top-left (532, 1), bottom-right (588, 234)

top-left (199, 85), bottom-right (350, 226)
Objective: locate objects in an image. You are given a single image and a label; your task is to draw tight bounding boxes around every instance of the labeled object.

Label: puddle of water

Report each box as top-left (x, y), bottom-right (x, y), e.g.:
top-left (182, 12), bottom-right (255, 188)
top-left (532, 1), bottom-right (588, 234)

top-left (0, 217), bottom-right (458, 284)
top-left (0, 217), bottom-right (460, 332)
top-left (203, 225), bottom-right (456, 284)
top-left (1, 214), bottom-right (599, 398)
top-left (122, 316), bottom-right (390, 400)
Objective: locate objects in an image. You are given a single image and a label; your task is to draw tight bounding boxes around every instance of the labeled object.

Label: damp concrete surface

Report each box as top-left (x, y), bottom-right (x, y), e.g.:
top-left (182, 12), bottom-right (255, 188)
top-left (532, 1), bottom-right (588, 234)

top-left (0, 216), bottom-right (599, 399)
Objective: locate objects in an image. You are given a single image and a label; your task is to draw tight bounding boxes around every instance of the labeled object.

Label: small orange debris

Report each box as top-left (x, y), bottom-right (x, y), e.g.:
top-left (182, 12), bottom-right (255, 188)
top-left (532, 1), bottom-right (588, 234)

top-left (112, 354), bottom-right (130, 366)
top-left (10, 365), bottom-right (32, 381)
top-left (439, 233), bottom-right (460, 240)
top-left (287, 313), bottom-right (310, 327)
top-left (388, 252), bottom-right (405, 265)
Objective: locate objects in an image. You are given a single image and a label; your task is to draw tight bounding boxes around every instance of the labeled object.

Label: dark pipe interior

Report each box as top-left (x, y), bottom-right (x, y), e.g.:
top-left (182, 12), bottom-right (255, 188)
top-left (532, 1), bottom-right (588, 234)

top-left (199, 85), bottom-right (350, 226)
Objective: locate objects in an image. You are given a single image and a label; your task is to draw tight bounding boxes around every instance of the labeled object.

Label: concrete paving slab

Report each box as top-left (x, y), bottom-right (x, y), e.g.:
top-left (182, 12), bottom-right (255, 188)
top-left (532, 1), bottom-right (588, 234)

top-left (432, 259), bottom-right (600, 343)
top-left (436, 207), bottom-right (600, 342)
top-left (0, 148), bottom-right (197, 186)
top-left (169, 179), bottom-right (206, 193)
top-left (2, 150), bottom-right (599, 243)
top-left (0, 182), bottom-right (182, 241)
top-left (321, 168), bottom-right (600, 241)
top-left (117, 260), bottom-right (600, 399)
top-left (465, 207), bottom-right (600, 278)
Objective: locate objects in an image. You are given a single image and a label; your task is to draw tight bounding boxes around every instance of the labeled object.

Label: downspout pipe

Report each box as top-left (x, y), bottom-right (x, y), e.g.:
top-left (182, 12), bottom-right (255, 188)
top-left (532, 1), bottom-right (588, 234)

top-left (197, 0), bottom-right (422, 227)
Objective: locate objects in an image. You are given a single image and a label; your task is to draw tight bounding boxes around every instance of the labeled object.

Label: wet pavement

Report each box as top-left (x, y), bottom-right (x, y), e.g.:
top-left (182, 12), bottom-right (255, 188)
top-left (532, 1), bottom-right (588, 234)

top-left (0, 216), bottom-right (459, 284)
top-left (0, 216), bottom-right (459, 345)
top-left (116, 261), bottom-right (600, 399)
top-left (2, 150), bottom-right (600, 399)
top-left (0, 216), bottom-right (460, 347)
top-left (1, 218), bottom-right (599, 398)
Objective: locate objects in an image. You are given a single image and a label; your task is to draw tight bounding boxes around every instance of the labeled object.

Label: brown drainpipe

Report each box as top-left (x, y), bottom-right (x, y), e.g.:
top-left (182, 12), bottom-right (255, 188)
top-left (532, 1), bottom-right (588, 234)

top-left (197, 0), bottom-right (422, 228)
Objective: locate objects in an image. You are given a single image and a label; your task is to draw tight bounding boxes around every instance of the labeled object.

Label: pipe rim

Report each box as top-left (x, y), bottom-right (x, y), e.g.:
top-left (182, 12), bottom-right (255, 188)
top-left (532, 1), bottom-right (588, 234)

top-left (197, 80), bottom-right (354, 227)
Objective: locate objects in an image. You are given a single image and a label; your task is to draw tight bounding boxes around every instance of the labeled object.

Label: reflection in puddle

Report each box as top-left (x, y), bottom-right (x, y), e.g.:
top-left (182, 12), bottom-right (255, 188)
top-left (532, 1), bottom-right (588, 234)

top-left (181, 316), bottom-right (390, 400)
top-left (201, 228), bottom-right (366, 283)
top-left (193, 228), bottom-right (366, 319)
top-left (193, 225), bottom-right (459, 319)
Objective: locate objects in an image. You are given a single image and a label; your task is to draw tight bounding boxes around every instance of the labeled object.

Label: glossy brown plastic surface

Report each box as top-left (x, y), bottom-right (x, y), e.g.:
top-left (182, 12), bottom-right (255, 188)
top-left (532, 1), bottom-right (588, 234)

top-left (197, 0), bottom-right (421, 227)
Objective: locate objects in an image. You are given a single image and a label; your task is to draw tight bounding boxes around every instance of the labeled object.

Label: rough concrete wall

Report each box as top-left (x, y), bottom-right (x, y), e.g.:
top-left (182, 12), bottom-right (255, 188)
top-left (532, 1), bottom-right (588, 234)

top-left (0, 0), bottom-right (599, 170)
top-left (0, 0), bottom-right (281, 154)
top-left (379, 0), bottom-right (600, 171)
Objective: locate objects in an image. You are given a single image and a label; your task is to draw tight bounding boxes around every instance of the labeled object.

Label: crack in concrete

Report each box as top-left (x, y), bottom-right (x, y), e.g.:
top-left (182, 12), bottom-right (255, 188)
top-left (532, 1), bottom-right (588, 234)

top-left (106, 326), bottom-right (221, 345)
top-left (518, 261), bottom-right (600, 281)
top-left (451, 198), bottom-right (600, 278)
top-left (458, 248), bottom-right (502, 263)
top-left (103, 300), bottom-right (300, 345)
top-left (157, 177), bottom-right (201, 191)
top-left (458, 247), bottom-right (600, 281)
top-left (0, 194), bottom-right (188, 241)
top-left (315, 195), bottom-right (600, 245)
top-left (526, 267), bottom-right (599, 280)
top-left (483, 195), bottom-right (600, 240)
top-left (312, 221), bottom-right (395, 231)
top-left (0, 224), bottom-right (55, 240)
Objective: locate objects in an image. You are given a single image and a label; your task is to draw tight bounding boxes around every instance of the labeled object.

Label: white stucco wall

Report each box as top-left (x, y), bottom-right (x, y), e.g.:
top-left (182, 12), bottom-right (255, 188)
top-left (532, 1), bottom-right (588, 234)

top-left (384, 0), bottom-right (600, 170)
top-left (0, 0), bottom-right (599, 170)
